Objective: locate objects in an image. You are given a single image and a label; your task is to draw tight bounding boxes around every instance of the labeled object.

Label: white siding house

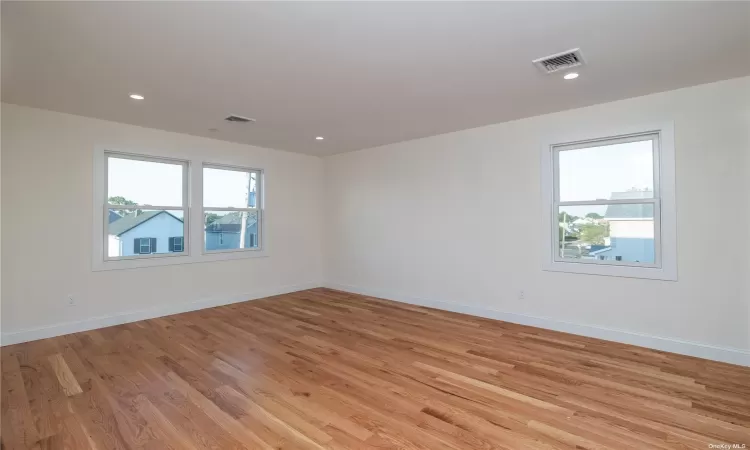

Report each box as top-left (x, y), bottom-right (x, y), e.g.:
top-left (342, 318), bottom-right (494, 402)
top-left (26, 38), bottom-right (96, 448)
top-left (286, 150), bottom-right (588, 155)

top-left (590, 191), bottom-right (655, 264)
top-left (108, 211), bottom-right (184, 257)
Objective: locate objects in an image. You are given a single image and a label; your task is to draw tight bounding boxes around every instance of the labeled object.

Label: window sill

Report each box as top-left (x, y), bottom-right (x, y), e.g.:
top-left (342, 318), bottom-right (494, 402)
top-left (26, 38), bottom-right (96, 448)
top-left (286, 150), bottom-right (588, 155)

top-left (93, 249), bottom-right (268, 271)
top-left (543, 260), bottom-right (677, 281)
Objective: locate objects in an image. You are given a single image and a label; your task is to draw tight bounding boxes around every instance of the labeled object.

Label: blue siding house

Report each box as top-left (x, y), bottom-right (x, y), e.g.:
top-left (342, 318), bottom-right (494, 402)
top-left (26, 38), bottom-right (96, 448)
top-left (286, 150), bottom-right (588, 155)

top-left (204, 212), bottom-right (259, 250)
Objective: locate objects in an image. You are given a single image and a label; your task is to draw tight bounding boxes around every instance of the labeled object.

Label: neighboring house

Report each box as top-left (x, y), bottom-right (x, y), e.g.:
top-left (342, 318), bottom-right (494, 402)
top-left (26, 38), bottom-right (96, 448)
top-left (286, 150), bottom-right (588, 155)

top-left (591, 191), bottom-right (654, 263)
top-left (205, 212), bottom-right (258, 251)
top-left (108, 210), bottom-right (184, 257)
top-left (107, 210), bottom-right (258, 257)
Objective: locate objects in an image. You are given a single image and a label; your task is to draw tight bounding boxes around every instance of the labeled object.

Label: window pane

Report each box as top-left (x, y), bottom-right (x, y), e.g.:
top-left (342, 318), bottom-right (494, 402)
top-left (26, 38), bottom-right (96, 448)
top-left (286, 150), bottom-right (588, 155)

top-left (204, 210), bottom-right (259, 251)
top-left (107, 209), bottom-right (184, 257)
top-left (558, 204), bottom-right (654, 264)
top-left (203, 167), bottom-right (258, 208)
top-left (558, 139), bottom-right (654, 202)
top-left (108, 156), bottom-right (184, 206)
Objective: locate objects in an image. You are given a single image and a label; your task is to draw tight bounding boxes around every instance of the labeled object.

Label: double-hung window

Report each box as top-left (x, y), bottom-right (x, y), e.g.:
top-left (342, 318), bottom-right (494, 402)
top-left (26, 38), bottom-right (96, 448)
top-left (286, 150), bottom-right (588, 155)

top-left (136, 237), bottom-right (157, 254)
top-left (95, 149), bottom-right (267, 270)
top-left (104, 152), bottom-right (188, 260)
top-left (202, 164), bottom-right (262, 253)
top-left (541, 124), bottom-right (676, 280)
top-left (169, 236), bottom-right (184, 252)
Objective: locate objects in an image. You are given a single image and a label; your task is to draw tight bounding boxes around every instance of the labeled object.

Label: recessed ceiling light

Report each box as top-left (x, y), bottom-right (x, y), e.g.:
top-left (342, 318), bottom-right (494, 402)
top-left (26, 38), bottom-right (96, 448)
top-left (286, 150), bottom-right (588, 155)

top-left (315, 136), bottom-right (324, 140)
top-left (563, 72), bottom-right (579, 80)
top-left (129, 93), bottom-right (145, 100)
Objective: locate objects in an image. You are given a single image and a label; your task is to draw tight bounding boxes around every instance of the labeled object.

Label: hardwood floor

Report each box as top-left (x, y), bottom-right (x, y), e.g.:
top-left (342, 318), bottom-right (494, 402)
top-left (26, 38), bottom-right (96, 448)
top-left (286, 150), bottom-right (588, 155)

top-left (2, 288), bottom-right (749, 449)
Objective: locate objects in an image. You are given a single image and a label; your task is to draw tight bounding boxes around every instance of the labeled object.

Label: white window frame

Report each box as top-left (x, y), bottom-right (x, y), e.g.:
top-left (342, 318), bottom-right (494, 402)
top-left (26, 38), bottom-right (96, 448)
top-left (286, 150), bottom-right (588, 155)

top-left (540, 122), bottom-right (677, 281)
top-left (92, 147), bottom-right (269, 271)
top-left (202, 163), bottom-right (263, 254)
top-left (102, 151), bottom-right (189, 262)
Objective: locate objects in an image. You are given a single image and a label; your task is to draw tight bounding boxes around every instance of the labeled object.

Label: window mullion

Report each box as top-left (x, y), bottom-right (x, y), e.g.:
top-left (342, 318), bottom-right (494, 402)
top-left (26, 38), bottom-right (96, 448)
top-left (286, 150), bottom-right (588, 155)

top-left (554, 132), bottom-right (660, 152)
top-left (107, 204), bottom-right (184, 210)
top-left (557, 198), bottom-right (657, 207)
top-left (202, 207), bottom-right (257, 212)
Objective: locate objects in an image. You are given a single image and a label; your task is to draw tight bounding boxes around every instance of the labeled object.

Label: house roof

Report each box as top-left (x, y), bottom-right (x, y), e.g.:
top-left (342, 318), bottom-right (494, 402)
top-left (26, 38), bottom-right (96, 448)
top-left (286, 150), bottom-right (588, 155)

top-left (589, 246), bottom-right (613, 255)
top-left (604, 191), bottom-right (654, 219)
top-left (604, 204), bottom-right (654, 219)
top-left (108, 210), bottom-right (183, 236)
top-left (108, 210), bottom-right (122, 223)
top-left (206, 212), bottom-right (258, 233)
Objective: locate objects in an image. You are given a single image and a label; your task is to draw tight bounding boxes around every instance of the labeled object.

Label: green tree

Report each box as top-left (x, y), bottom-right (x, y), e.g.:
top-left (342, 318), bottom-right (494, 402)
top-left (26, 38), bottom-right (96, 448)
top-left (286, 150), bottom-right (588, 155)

top-left (579, 223), bottom-right (608, 245)
top-left (558, 212), bottom-right (579, 223)
top-left (205, 212), bottom-right (220, 226)
top-left (108, 196), bottom-right (141, 216)
top-left (585, 212), bottom-right (603, 219)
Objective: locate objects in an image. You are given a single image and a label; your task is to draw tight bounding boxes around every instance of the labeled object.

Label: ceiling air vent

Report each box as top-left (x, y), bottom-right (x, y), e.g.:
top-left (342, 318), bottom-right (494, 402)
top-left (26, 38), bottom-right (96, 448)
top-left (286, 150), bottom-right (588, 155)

top-left (532, 48), bottom-right (584, 74)
top-left (224, 115), bottom-right (256, 123)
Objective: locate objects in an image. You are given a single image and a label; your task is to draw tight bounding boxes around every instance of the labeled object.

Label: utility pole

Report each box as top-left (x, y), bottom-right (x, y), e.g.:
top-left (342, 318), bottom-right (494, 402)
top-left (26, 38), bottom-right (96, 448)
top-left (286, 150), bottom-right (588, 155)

top-left (239, 172), bottom-right (250, 248)
top-left (561, 211), bottom-right (567, 258)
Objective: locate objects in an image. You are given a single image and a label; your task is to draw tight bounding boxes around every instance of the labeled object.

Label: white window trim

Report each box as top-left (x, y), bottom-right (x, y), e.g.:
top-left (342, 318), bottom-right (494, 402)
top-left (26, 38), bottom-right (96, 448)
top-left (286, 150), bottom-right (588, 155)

top-left (102, 150), bottom-right (189, 264)
top-left (202, 163), bottom-right (264, 255)
top-left (553, 133), bottom-right (661, 269)
top-left (92, 147), bottom-right (269, 271)
top-left (540, 122), bottom-right (677, 281)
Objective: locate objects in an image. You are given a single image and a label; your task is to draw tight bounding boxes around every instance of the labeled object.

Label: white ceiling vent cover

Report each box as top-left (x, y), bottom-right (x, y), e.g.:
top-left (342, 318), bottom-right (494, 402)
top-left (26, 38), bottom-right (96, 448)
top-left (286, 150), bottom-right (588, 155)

top-left (532, 48), bottom-right (585, 74)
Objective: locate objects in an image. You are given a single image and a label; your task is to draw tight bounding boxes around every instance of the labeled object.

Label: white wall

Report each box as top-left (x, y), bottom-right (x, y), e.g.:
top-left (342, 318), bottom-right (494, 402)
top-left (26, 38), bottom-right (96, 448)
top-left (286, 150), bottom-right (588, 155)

top-left (1, 103), bottom-right (324, 343)
top-left (3, 78), bottom-right (749, 365)
top-left (324, 77), bottom-right (750, 364)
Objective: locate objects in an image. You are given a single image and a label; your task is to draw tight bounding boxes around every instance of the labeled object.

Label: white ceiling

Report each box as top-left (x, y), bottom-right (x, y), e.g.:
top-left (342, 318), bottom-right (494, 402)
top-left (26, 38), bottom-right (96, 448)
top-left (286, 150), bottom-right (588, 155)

top-left (3, 1), bottom-right (749, 156)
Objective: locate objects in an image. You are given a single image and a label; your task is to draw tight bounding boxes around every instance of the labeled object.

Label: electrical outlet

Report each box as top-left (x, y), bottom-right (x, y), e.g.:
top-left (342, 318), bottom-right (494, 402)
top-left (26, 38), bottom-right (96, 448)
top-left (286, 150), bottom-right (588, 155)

top-left (67, 295), bottom-right (76, 306)
top-left (518, 290), bottom-right (525, 300)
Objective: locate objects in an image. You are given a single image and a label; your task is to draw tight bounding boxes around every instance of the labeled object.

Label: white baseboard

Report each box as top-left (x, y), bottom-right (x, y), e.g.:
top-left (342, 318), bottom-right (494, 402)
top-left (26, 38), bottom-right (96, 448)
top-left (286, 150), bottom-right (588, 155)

top-left (1, 282), bottom-right (322, 346)
top-left (325, 282), bottom-right (750, 367)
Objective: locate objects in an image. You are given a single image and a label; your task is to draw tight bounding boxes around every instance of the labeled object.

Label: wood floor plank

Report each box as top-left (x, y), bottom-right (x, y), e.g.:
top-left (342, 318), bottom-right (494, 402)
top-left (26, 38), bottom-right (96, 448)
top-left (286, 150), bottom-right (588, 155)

top-left (2, 356), bottom-right (42, 449)
top-left (3, 287), bottom-right (750, 449)
top-left (135, 394), bottom-right (200, 450)
top-left (46, 355), bottom-right (82, 397)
